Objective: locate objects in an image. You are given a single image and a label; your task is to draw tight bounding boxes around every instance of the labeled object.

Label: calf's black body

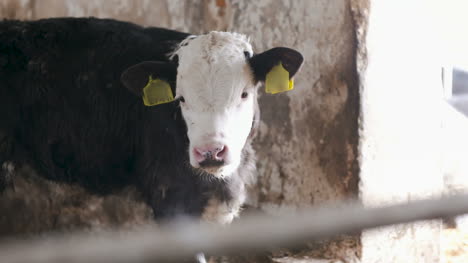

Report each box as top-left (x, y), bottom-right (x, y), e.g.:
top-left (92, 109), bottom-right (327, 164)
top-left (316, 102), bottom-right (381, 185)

top-left (0, 17), bottom-right (254, 220)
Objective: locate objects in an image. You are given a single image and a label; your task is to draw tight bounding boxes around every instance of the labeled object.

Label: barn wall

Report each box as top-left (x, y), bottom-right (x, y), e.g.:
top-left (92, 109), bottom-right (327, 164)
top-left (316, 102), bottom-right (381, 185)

top-left (0, 0), bottom-right (361, 261)
top-left (437, 1), bottom-right (468, 230)
top-left (358, 0), bottom-right (445, 262)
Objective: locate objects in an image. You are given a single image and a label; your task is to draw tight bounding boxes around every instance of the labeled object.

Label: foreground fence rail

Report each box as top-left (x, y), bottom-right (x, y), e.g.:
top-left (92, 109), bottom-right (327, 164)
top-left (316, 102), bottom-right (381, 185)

top-left (2, 194), bottom-right (468, 263)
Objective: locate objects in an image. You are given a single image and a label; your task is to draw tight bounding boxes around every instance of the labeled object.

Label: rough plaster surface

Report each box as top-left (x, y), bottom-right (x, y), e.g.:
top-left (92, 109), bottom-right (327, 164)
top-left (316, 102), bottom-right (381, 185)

top-left (358, 0), bottom-right (445, 262)
top-left (230, 1), bottom-right (359, 211)
top-left (0, 0), bottom-right (361, 261)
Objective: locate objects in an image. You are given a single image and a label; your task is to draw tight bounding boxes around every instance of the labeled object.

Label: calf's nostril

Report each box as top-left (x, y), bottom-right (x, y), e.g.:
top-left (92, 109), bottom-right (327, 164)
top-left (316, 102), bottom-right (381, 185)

top-left (194, 148), bottom-right (206, 163)
top-left (215, 146), bottom-right (227, 160)
top-left (194, 145), bottom-right (227, 164)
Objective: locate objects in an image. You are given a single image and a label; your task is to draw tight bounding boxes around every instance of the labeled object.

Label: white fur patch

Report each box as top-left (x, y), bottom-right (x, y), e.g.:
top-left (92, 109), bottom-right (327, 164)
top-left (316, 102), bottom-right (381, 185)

top-left (196, 253), bottom-right (207, 263)
top-left (172, 32), bottom-right (258, 178)
top-left (201, 197), bottom-right (241, 225)
top-left (201, 179), bottom-right (247, 225)
top-left (2, 161), bottom-right (15, 173)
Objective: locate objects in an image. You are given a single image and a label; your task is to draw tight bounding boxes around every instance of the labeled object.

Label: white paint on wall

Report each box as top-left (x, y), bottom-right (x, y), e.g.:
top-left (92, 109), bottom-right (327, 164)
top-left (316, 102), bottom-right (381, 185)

top-left (359, 0), bottom-right (445, 262)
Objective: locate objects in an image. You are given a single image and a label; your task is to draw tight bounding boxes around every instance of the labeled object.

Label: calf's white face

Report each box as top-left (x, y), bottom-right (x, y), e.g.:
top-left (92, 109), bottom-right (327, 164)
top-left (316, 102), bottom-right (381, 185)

top-left (174, 33), bottom-right (256, 177)
top-left (121, 31), bottom-right (303, 178)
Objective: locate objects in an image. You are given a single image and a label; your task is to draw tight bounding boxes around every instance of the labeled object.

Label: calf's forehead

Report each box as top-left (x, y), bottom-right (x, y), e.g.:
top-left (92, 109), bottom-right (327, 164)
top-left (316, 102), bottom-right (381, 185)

top-left (174, 32), bottom-right (255, 107)
top-left (178, 62), bottom-right (254, 106)
top-left (176, 32), bottom-right (253, 67)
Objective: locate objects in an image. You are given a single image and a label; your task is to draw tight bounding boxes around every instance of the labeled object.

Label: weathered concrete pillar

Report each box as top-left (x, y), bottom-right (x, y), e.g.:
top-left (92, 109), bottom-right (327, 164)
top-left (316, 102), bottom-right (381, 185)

top-left (228, 0), bottom-right (359, 211)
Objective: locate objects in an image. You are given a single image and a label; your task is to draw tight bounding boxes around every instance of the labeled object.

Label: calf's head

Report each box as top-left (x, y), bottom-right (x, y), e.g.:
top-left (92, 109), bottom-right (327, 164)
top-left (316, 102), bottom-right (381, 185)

top-left (121, 32), bottom-right (303, 178)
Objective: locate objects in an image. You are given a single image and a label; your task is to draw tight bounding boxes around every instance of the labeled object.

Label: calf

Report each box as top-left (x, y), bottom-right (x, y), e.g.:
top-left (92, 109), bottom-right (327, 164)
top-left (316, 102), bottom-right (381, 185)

top-left (0, 17), bottom-right (303, 225)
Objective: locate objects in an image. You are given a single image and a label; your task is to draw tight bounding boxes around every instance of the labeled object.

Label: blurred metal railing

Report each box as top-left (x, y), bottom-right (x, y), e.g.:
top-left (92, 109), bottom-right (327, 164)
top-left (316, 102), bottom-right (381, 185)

top-left (1, 194), bottom-right (468, 263)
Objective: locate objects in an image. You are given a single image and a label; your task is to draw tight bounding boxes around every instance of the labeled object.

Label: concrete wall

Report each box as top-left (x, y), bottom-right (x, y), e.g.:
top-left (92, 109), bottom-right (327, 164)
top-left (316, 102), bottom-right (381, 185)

top-left (358, 0), bottom-right (445, 262)
top-left (436, 0), bottom-right (468, 230)
top-left (0, 0), bottom-right (361, 261)
top-left (357, 1), bottom-right (468, 262)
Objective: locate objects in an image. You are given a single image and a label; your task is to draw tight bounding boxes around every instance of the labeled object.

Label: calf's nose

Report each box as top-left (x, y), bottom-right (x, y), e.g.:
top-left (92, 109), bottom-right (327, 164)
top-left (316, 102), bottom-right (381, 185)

top-left (194, 145), bottom-right (227, 164)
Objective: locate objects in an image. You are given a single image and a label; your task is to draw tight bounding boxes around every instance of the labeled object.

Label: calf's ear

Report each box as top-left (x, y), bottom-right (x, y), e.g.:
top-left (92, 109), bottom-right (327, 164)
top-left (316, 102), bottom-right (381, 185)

top-left (248, 47), bottom-right (304, 94)
top-left (121, 61), bottom-right (177, 106)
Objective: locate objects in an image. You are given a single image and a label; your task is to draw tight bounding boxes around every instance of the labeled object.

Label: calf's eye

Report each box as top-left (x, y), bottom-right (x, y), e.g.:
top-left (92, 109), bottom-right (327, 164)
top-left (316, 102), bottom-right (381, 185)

top-left (179, 96), bottom-right (185, 103)
top-left (241, 92), bottom-right (248, 99)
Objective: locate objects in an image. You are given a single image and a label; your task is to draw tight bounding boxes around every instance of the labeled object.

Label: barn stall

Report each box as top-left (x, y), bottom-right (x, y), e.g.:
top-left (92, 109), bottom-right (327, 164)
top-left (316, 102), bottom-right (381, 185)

top-left (1, 0), bottom-right (468, 262)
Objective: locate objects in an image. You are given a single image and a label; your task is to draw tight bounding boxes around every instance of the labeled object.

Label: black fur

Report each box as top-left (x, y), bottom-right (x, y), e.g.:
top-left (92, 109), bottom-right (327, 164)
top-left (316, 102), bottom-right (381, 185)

top-left (248, 47), bottom-right (304, 82)
top-left (0, 17), bottom-right (257, 221)
top-left (121, 61), bottom-right (178, 96)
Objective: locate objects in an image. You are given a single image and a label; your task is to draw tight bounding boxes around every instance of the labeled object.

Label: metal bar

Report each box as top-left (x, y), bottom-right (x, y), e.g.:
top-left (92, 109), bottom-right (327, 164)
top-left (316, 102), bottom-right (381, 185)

top-left (1, 194), bottom-right (468, 263)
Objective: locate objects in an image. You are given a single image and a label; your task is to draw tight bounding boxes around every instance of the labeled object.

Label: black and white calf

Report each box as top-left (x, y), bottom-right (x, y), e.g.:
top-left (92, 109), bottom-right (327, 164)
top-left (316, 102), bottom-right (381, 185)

top-left (0, 18), bottom-right (303, 225)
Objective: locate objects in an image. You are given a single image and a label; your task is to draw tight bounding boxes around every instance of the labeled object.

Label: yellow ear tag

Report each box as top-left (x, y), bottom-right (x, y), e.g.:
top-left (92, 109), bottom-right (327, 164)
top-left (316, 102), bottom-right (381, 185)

top-left (265, 62), bottom-right (294, 94)
top-left (142, 76), bottom-right (174, 106)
